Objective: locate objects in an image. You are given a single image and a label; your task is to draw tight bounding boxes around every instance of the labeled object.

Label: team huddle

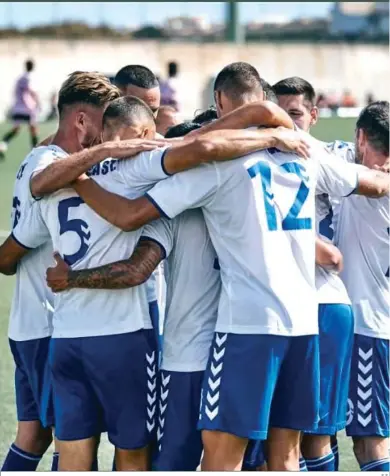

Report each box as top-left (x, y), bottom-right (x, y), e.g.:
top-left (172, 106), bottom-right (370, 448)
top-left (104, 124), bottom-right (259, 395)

top-left (0, 61), bottom-right (389, 472)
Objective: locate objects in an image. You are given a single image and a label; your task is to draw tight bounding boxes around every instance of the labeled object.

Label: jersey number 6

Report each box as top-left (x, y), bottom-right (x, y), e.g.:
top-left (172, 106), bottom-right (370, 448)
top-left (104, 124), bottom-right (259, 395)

top-left (58, 197), bottom-right (91, 265)
top-left (248, 161), bottom-right (312, 231)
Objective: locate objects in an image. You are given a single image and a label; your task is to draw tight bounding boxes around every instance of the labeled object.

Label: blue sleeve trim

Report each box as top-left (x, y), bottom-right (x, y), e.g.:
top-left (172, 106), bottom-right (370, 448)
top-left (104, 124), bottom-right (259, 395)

top-left (11, 232), bottom-right (33, 250)
top-left (161, 148), bottom-right (173, 176)
top-left (144, 193), bottom-right (171, 220)
top-left (139, 236), bottom-right (167, 260)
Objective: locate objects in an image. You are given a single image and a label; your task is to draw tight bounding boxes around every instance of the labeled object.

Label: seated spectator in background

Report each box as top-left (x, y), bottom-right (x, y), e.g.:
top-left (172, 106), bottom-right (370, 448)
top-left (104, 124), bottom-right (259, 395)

top-left (46, 91), bottom-right (58, 121)
top-left (156, 106), bottom-right (179, 136)
top-left (366, 92), bottom-right (375, 105)
top-left (327, 91), bottom-right (339, 113)
top-left (341, 90), bottom-right (357, 108)
top-left (160, 61), bottom-right (180, 111)
top-left (316, 93), bottom-right (328, 109)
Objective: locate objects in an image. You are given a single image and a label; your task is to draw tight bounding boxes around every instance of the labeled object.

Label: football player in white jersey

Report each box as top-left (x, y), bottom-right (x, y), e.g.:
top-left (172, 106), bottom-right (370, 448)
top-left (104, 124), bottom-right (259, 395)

top-left (273, 76), bottom-right (355, 471)
top-left (0, 71), bottom-right (121, 472)
top-left (26, 92), bottom-right (311, 470)
top-left (335, 101), bottom-right (389, 472)
top-left (62, 109), bottom-right (389, 472)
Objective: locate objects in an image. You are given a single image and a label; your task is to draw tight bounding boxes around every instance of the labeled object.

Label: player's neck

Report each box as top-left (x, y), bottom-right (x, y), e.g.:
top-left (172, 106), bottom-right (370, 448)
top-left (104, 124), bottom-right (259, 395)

top-left (51, 125), bottom-right (83, 155)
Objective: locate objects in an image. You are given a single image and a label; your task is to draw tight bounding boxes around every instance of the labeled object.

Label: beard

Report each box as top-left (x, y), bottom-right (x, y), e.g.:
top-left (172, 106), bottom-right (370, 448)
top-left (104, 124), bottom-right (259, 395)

top-left (355, 141), bottom-right (363, 164)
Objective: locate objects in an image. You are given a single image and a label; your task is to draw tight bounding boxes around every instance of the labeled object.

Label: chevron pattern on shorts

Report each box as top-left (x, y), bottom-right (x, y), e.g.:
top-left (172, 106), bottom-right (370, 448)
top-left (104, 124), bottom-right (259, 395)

top-left (146, 351), bottom-right (157, 433)
top-left (157, 371), bottom-right (171, 452)
top-left (356, 347), bottom-right (373, 427)
top-left (203, 333), bottom-right (226, 422)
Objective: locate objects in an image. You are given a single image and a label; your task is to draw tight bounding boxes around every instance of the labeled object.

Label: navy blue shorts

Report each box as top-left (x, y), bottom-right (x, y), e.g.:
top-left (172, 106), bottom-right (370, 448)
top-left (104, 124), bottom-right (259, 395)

top-left (50, 329), bottom-right (157, 448)
top-left (346, 334), bottom-right (389, 438)
top-left (153, 370), bottom-right (203, 470)
top-left (198, 332), bottom-right (320, 439)
top-left (9, 337), bottom-right (54, 428)
top-left (306, 304), bottom-right (354, 435)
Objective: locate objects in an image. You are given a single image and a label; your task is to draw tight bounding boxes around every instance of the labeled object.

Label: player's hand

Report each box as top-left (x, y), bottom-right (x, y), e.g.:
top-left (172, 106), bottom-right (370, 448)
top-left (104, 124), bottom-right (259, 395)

top-left (274, 127), bottom-right (310, 160)
top-left (46, 252), bottom-right (70, 292)
top-left (106, 139), bottom-right (169, 160)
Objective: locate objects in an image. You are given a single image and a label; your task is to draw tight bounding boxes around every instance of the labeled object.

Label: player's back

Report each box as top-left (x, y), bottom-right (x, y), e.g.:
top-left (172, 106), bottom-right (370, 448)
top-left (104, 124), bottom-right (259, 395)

top-left (162, 209), bottom-right (221, 371)
top-left (203, 149), bottom-right (318, 336)
top-left (9, 146), bottom-right (66, 341)
top-left (335, 190), bottom-right (389, 339)
top-left (39, 158), bottom-right (151, 338)
top-left (13, 72), bottom-right (36, 114)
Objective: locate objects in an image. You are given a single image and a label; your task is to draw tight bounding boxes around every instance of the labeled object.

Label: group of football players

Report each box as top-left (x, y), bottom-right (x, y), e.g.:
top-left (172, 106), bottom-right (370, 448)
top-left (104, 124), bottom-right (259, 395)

top-left (0, 61), bottom-right (388, 472)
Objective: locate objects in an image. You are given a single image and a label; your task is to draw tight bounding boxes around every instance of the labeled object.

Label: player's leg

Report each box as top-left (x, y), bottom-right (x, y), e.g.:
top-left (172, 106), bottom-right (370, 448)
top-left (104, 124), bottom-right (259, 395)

top-left (49, 337), bottom-right (102, 471)
top-left (302, 304), bottom-right (354, 471)
top-left (330, 434), bottom-right (339, 470)
top-left (347, 335), bottom-right (389, 471)
top-left (154, 370), bottom-right (204, 470)
top-left (1, 339), bottom-right (53, 471)
top-left (268, 335), bottom-right (320, 471)
top-left (28, 123), bottom-right (39, 148)
top-left (199, 332), bottom-right (288, 470)
top-left (0, 117), bottom-right (22, 159)
top-left (84, 330), bottom-right (157, 471)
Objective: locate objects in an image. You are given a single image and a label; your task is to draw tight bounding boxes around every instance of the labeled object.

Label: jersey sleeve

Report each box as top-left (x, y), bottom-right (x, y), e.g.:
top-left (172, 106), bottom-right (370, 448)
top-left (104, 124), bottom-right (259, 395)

top-left (11, 202), bottom-right (50, 250)
top-left (315, 146), bottom-right (359, 197)
top-left (145, 163), bottom-right (219, 219)
top-left (140, 218), bottom-right (174, 259)
top-left (116, 147), bottom-right (171, 192)
top-left (326, 140), bottom-right (356, 163)
top-left (31, 146), bottom-right (67, 176)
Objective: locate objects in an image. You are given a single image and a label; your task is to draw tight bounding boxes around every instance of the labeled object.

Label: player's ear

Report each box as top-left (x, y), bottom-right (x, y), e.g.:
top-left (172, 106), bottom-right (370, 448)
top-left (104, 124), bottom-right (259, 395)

top-left (310, 106), bottom-right (319, 127)
top-left (215, 90), bottom-right (223, 117)
top-left (75, 111), bottom-right (86, 132)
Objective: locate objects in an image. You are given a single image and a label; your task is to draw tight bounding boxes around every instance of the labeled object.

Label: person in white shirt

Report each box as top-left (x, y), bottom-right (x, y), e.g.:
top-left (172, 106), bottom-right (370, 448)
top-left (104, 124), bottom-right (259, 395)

top-left (273, 76), bottom-right (356, 472)
top-left (335, 101), bottom-right (390, 473)
top-left (0, 71), bottom-right (122, 473)
top-left (0, 60), bottom-right (40, 160)
top-left (64, 119), bottom-right (389, 472)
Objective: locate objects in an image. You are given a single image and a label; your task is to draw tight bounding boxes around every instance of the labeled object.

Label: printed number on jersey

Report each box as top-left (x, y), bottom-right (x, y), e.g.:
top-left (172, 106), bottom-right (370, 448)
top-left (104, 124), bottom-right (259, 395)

top-left (248, 161), bottom-right (312, 231)
top-left (58, 197), bottom-right (91, 265)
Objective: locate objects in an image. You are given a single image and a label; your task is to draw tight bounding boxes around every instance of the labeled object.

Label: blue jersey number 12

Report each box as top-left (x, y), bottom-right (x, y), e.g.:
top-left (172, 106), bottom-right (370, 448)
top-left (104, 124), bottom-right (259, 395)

top-left (247, 161), bottom-right (312, 231)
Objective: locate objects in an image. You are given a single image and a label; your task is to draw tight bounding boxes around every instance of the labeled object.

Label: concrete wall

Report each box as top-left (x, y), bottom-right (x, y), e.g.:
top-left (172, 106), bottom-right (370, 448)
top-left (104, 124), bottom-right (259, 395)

top-left (0, 39), bottom-right (388, 119)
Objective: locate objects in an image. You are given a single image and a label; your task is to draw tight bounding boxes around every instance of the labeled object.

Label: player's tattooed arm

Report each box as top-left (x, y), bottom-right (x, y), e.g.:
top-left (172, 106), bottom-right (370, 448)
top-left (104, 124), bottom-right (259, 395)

top-left (355, 168), bottom-right (390, 198)
top-left (30, 139), bottom-right (168, 197)
top-left (0, 235), bottom-right (31, 275)
top-left (46, 240), bottom-right (164, 292)
top-left (315, 237), bottom-right (343, 273)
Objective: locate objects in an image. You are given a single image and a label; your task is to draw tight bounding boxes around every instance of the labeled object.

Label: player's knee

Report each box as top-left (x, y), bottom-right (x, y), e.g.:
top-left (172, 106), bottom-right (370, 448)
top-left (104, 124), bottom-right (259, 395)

top-left (267, 428), bottom-right (301, 471)
top-left (15, 421), bottom-right (53, 455)
top-left (115, 446), bottom-right (150, 471)
top-left (301, 434), bottom-right (331, 459)
top-left (353, 437), bottom-right (389, 465)
top-left (201, 430), bottom-right (247, 470)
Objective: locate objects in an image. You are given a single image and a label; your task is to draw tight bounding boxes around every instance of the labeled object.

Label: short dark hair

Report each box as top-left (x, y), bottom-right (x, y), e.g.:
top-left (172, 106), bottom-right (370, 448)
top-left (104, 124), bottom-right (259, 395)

top-left (165, 121), bottom-right (201, 139)
top-left (25, 59), bottom-right (34, 72)
top-left (103, 95), bottom-right (155, 130)
top-left (260, 78), bottom-right (278, 104)
top-left (168, 61), bottom-right (178, 78)
top-left (58, 71), bottom-right (120, 116)
top-left (214, 62), bottom-right (262, 100)
top-left (272, 77), bottom-right (316, 106)
top-left (356, 101), bottom-right (389, 156)
top-left (114, 65), bottom-right (159, 90)
top-left (194, 106), bottom-right (218, 125)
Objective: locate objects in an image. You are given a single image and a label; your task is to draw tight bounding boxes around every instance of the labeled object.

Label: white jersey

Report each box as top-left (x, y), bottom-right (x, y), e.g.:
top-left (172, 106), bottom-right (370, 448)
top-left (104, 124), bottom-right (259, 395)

top-left (38, 148), bottom-right (170, 339)
top-left (146, 144), bottom-right (359, 336)
top-left (9, 145), bottom-right (67, 341)
top-left (144, 210), bottom-right (221, 372)
top-left (335, 190), bottom-right (390, 339)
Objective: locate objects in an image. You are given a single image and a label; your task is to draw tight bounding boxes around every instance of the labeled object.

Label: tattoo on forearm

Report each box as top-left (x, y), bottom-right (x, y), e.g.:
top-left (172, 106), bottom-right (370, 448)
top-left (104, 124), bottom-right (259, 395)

top-left (67, 241), bottom-right (163, 290)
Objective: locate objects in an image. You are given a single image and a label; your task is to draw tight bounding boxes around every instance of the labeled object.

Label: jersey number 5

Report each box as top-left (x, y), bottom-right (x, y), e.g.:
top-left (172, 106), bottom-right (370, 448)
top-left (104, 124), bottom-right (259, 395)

top-left (248, 161), bottom-right (312, 231)
top-left (58, 197), bottom-right (91, 265)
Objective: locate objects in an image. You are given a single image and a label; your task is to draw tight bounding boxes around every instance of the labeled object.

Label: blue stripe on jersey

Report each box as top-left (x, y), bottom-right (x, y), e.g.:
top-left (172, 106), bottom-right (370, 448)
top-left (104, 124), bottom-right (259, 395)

top-left (144, 193), bottom-right (171, 219)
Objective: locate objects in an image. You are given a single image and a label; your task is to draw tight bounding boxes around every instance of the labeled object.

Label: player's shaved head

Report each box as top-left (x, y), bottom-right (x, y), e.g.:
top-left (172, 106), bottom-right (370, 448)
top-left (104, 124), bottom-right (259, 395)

top-left (114, 65), bottom-right (160, 115)
top-left (102, 96), bottom-right (156, 141)
top-left (213, 62), bottom-right (263, 117)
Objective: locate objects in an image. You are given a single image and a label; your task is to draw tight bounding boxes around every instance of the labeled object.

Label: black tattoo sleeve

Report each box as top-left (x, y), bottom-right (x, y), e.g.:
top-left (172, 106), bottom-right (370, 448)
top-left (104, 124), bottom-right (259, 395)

top-left (67, 240), bottom-right (164, 290)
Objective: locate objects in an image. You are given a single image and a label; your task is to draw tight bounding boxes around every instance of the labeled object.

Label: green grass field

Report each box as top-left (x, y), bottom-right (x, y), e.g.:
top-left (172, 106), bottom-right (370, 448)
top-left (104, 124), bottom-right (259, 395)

top-left (0, 118), bottom-right (359, 471)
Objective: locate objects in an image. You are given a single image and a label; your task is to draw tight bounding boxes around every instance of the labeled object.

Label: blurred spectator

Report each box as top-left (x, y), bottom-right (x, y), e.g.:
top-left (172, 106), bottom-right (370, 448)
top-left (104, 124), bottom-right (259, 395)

top-left (156, 105), bottom-right (179, 136)
top-left (341, 89), bottom-right (357, 108)
top-left (46, 91), bottom-right (58, 121)
top-left (366, 92), bottom-right (375, 105)
top-left (160, 61), bottom-right (180, 111)
top-left (327, 91), bottom-right (340, 113)
top-left (316, 93), bottom-right (328, 109)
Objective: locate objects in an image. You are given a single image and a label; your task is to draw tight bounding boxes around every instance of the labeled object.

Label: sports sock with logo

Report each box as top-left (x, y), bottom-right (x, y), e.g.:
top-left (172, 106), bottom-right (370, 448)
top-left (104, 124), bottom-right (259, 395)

top-left (305, 452), bottom-right (335, 471)
top-left (299, 457), bottom-right (308, 471)
top-left (360, 458), bottom-right (390, 471)
top-left (331, 441), bottom-right (339, 471)
top-left (1, 443), bottom-right (43, 471)
top-left (51, 451), bottom-right (59, 471)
